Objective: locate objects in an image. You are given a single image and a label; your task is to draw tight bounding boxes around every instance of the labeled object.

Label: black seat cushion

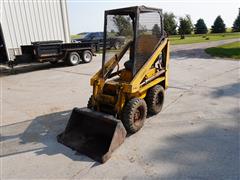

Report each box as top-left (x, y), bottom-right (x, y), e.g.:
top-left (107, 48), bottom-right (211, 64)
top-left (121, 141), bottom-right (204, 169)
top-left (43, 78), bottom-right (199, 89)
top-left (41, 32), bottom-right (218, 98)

top-left (124, 60), bottom-right (133, 71)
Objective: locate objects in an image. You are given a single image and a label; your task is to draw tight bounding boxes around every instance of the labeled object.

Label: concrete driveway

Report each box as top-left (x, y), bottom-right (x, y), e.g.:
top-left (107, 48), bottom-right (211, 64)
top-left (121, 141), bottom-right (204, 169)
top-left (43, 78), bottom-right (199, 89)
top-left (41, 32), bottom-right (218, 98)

top-left (1, 39), bottom-right (239, 179)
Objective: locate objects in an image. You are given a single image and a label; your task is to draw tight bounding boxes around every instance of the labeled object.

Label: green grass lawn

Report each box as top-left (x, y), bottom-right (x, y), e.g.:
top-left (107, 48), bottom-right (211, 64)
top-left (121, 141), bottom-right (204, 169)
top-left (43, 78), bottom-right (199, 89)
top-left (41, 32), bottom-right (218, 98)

top-left (71, 32), bottom-right (87, 39)
top-left (169, 32), bottom-right (240, 45)
top-left (226, 28), bottom-right (233, 33)
top-left (71, 32), bottom-right (240, 45)
top-left (205, 41), bottom-right (240, 60)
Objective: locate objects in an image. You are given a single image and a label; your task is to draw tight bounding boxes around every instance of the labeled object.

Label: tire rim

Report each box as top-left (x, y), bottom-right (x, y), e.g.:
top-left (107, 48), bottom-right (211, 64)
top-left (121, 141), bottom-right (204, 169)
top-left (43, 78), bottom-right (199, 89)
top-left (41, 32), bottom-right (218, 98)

top-left (133, 107), bottom-right (144, 127)
top-left (84, 52), bottom-right (91, 62)
top-left (70, 54), bottom-right (79, 64)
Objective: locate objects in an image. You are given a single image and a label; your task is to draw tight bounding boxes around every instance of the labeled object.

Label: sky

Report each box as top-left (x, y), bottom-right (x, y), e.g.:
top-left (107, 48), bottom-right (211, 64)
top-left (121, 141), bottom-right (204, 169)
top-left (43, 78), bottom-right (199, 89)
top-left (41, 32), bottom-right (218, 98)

top-left (67, 0), bottom-right (240, 35)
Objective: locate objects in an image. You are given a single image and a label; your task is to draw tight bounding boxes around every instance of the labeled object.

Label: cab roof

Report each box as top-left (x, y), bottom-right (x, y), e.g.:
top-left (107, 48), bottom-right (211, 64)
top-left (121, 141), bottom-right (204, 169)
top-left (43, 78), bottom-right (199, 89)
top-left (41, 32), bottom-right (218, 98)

top-left (105, 6), bottom-right (162, 15)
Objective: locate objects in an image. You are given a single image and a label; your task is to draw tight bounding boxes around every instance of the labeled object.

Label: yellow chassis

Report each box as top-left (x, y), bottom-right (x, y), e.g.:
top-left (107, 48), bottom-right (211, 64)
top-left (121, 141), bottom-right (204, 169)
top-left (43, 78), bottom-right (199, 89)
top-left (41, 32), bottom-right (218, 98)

top-left (90, 38), bottom-right (170, 117)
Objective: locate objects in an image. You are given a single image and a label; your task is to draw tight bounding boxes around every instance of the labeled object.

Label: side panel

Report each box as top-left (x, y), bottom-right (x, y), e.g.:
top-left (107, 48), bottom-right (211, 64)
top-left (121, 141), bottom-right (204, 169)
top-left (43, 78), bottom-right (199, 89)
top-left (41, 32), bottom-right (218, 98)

top-left (0, 22), bottom-right (8, 63)
top-left (0, 1), bottom-right (8, 62)
top-left (1, 0), bottom-right (70, 61)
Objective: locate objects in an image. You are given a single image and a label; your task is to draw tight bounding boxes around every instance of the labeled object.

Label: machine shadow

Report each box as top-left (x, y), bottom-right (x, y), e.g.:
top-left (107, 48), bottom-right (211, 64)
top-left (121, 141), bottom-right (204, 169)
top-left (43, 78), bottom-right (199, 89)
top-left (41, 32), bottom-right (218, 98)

top-left (0, 109), bottom-right (99, 165)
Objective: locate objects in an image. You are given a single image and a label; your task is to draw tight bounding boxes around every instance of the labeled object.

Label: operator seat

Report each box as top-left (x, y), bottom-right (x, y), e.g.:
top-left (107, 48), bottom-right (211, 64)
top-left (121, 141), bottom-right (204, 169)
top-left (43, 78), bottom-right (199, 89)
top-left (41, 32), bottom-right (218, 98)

top-left (124, 60), bottom-right (134, 71)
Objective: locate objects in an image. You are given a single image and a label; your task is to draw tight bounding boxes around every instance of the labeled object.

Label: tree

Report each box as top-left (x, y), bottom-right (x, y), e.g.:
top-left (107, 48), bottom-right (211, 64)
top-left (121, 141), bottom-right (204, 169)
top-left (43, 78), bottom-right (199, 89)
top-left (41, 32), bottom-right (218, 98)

top-left (211, 16), bottom-right (226, 33)
top-left (194, 18), bottom-right (208, 34)
top-left (178, 15), bottom-right (193, 38)
top-left (152, 24), bottom-right (161, 37)
top-left (232, 12), bottom-right (240, 32)
top-left (113, 15), bottom-right (132, 36)
top-left (163, 12), bottom-right (177, 35)
top-left (139, 24), bottom-right (147, 34)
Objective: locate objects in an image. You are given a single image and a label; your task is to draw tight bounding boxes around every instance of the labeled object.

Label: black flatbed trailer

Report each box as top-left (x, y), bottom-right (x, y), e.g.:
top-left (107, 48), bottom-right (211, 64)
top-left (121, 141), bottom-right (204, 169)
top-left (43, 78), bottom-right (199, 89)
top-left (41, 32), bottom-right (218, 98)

top-left (11, 40), bottom-right (96, 67)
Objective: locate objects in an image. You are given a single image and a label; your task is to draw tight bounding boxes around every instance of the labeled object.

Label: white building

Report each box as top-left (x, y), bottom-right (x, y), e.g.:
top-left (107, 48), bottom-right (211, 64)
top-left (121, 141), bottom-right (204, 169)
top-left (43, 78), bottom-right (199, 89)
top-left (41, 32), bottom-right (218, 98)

top-left (0, 0), bottom-right (70, 62)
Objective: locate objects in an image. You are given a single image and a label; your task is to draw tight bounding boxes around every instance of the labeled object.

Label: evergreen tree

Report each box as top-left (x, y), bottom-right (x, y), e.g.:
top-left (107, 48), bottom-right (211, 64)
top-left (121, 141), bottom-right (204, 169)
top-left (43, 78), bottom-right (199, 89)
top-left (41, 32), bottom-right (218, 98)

top-left (211, 16), bottom-right (226, 33)
top-left (113, 15), bottom-right (132, 36)
top-left (152, 24), bottom-right (161, 37)
top-left (194, 18), bottom-right (208, 34)
top-left (178, 15), bottom-right (193, 38)
top-left (232, 12), bottom-right (240, 32)
top-left (163, 12), bottom-right (177, 35)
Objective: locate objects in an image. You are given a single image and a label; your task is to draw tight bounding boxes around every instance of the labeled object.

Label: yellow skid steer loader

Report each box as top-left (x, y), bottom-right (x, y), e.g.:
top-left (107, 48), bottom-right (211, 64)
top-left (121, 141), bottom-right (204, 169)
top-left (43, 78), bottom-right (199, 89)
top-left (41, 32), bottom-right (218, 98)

top-left (58, 6), bottom-right (170, 163)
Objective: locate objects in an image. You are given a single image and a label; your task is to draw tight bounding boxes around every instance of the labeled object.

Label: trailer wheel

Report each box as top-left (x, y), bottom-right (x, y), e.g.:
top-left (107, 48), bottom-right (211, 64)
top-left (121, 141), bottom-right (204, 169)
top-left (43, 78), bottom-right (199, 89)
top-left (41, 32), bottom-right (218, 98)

top-left (66, 52), bottom-right (80, 66)
top-left (145, 85), bottom-right (164, 115)
top-left (81, 50), bottom-right (92, 63)
top-left (122, 98), bottom-right (147, 134)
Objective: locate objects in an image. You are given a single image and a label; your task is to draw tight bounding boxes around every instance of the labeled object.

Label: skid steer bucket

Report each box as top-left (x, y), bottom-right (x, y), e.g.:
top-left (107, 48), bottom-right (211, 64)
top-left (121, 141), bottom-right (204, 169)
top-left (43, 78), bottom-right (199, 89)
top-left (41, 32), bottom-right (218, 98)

top-left (57, 107), bottom-right (127, 163)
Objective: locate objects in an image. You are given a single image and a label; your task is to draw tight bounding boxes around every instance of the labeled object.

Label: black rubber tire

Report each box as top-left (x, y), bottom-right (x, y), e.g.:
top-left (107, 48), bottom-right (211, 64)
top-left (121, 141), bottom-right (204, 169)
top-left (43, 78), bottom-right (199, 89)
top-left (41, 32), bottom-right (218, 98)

top-left (122, 98), bottom-right (147, 134)
top-left (145, 85), bottom-right (165, 115)
top-left (66, 52), bottom-right (80, 66)
top-left (81, 50), bottom-right (92, 63)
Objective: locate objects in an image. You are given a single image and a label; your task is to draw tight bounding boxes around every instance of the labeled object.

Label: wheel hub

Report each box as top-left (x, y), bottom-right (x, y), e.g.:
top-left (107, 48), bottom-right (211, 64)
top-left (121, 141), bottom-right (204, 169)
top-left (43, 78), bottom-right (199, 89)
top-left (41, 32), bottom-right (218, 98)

top-left (71, 54), bottom-right (79, 63)
top-left (133, 108), bottom-right (142, 126)
top-left (84, 53), bottom-right (91, 62)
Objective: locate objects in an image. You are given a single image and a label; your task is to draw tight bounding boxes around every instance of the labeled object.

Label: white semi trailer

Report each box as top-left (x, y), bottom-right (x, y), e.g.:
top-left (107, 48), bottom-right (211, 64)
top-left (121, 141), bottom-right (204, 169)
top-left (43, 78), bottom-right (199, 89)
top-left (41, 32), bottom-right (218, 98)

top-left (0, 0), bottom-right (70, 64)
